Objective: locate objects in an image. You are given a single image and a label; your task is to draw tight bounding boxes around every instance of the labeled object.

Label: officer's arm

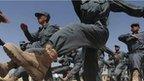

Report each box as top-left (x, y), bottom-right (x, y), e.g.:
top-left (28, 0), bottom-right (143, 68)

top-left (71, 0), bottom-right (82, 21)
top-left (123, 52), bottom-right (129, 58)
top-left (103, 46), bottom-right (115, 56)
top-left (101, 59), bottom-right (112, 67)
top-left (20, 23), bottom-right (38, 42)
top-left (104, 59), bottom-right (115, 68)
top-left (110, 0), bottom-right (144, 17)
top-left (23, 30), bottom-right (38, 43)
top-left (118, 34), bottom-right (131, 44)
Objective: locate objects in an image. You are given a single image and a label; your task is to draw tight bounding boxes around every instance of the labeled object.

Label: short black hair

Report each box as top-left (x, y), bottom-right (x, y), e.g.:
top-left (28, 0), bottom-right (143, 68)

top-left (131, 23), bottom-right (140, 28)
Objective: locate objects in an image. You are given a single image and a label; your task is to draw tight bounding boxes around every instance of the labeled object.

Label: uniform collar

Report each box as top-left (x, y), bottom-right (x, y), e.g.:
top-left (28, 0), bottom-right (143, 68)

top-left (39, 23), bottom-right (49, 30)
top-left (132, 32), bottom-right (139, 35)
top-left (115, 51), bottom-right (120, 54)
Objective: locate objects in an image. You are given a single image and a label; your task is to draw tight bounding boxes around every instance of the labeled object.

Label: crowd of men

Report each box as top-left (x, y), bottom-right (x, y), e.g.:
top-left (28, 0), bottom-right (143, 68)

top-left (1, 0), bottom-right (144, 81)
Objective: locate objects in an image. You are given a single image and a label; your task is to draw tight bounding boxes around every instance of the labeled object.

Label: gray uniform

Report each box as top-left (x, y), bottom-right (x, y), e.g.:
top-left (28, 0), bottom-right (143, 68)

top-left (53, 49), bottom-right (84, 81)
top-left (11, 24), bottom-right (59, 81)
top-left (119, 32), bottom-right (144, 75)
top-left (102, 47), bottom-right (128, 80)
top-left (114, 51), bottom-right (128, 81)
top-left (47, 1), bottom-right (144, 80)
top-left (26, 24), bottom-right (59, 48)
top-left (12, 0), bottom-right (144, 81)
top-left (49, 0), bottom-right (144, 56)
top-left (66, 49), bottom-right (84, 81)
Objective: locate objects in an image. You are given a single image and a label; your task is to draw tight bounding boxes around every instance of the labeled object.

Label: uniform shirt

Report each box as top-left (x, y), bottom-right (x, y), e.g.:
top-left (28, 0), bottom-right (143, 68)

top-left (31, 24), bottom-right (59, 45)
top-left (24, 23), bottom-right (59, 47)
top-left (118, 32), bottom-right (144, 52)
top-left (114, 51), bottom-right (128, 65)
top-left (49, 0), bottom-right (144, 56)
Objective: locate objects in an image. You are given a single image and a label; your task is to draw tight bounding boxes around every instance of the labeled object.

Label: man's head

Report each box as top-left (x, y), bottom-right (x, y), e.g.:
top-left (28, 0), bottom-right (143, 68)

top-left (114, 45), bottom-right (120, 51)
top-left (35, 11), bottom-right (50, 25)
top-left (131, 23), bottom-right (140, 33)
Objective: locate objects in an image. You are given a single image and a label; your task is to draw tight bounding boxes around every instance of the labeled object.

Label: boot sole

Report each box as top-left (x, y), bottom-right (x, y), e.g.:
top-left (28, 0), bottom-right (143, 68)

top-left (0, 64), bottom-right (8, 78)
top-left (3, 43), bottom-right (44, 81)
top-left (0, 77), bottom-right (5, 81)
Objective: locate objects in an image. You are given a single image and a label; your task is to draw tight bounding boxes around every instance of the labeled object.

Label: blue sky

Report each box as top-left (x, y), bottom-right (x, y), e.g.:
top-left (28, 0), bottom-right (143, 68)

top-left (0, 1), bottom-right (144, 62)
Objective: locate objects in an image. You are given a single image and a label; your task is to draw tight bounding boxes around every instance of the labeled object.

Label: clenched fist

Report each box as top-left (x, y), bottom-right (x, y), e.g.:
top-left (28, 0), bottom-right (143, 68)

top-left (20, 23), bottom-right (28, 31)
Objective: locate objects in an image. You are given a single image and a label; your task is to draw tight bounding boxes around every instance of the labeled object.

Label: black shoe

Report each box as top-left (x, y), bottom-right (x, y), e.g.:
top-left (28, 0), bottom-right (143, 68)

top-left (0, 39), bottom-right (5, 46)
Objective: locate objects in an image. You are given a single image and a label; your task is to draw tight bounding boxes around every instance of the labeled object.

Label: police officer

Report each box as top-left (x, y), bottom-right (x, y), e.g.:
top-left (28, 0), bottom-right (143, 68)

top-left (113, 45), bottom-right (128, 81)
top-left (101, 46), bottom-right (128, 81)
top-left (3, 0), bottom-right (144, 81)
top-left (118, 23), bottom-right (144, 81)
top-left (0, 11), bottom-right (59, 81)
top-left (60, 48), bottom-right (84, 81)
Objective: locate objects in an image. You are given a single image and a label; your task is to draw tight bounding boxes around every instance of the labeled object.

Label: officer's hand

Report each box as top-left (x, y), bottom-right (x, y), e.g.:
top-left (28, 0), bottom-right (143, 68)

top-left (126, 35), bottom-right (138, 42)
top-left (20, 23), bottom-right (28, 31)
